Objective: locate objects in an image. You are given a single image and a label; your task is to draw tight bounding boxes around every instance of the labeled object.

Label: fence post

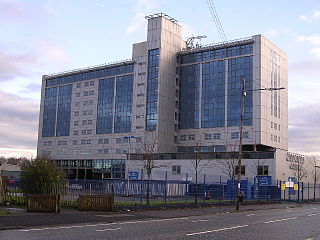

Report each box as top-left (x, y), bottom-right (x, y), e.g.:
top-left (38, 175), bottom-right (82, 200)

top-left (301, 182), bottom-right (304, 203)
top-left (140, 169), bottom-right (143, 206)
top-left (203, 174), bottom-right (206, 202)
top-left (164, 171), bottom-right (168, 205)
top-left (219, 175), bottom-right (222, 203)
top-left (185, 173), bottom-right (188, 204)
top-left (308, 182), bottom-right (310, 203)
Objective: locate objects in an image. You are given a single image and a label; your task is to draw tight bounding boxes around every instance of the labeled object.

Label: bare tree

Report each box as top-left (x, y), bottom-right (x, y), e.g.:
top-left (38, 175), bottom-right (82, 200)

top-left (215, 146), bottom-right (238, 200)
top-left (137, 135), bottom-right (168, 205)
top-left (288, 161), bottom-right (308, 182)
top-left (309, 157), bottom-right (320, 201)
top-left (188, 138), bottom-right (214, 204)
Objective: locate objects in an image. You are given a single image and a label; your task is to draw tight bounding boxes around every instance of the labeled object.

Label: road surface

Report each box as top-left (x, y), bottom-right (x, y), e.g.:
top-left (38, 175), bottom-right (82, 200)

top-left (1, 204), bottom-right (320, 240)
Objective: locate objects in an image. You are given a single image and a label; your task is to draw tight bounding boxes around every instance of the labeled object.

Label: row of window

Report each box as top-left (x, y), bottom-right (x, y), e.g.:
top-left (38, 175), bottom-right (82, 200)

top-left (178, 132), bottom-right (249, 141)
top-left (74, 100), bottom-right (94, 107)
top-left (46, 64), bottom-right (134, 87)
top-left (271, 134), bottom-right (281, 143)
top-left (75, 90), bottom-right (94, 97)
top-left (271, 122), bottom-right (280, 131)
top-left (74, 109), bottom-right (94, 116)
top-left (171, 165), bottom-right (268, 176)
top-left (74, 119), bottom-right (93, 126)
top-left (76, 81), bottom-right (95, 88)
top-left (43, 137), bottom-right (144, 146)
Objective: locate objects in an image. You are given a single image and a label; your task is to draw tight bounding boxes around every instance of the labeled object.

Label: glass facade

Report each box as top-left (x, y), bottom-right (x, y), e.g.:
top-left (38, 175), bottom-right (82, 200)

top-left (96, 75), bottom-right (134, 134)
top-left (202, 60), bottom-right (225, 128)
top-left (146, 49), bottom-right (160, 131)
top-left (114, 75), bottom-right (134, 133)
top-left (46, 64), bottom-right (134, 87)
top-left (92, 159), bottom-right (125, 179)
top-left (96, 77), bottom-right (115, 134)
top-left (180, 44), bottom-right (253, 64)
top-left (270, 50), bottom-right (280, 118)
top-left (56, 85), bottom-right (72, 136)
top-left (179, 64), bottom-right (200, 129)
top-left (179, 44), bottom-right (253, 129)
top-left (42, 87), bottom-right (58, 137)
top-left (227, 56), bottom-right (253, 126)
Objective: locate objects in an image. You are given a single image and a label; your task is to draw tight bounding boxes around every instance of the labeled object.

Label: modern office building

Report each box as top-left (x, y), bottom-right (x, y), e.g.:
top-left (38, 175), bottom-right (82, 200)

top-left (37, 13), bottom-right (288, 181)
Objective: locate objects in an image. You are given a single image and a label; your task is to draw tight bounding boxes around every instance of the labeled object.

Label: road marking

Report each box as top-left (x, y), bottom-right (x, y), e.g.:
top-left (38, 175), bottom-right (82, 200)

top-left (96, 227), bottom-right (122, 232)
top-left (305, 238), bottom-right (314, 240)
top-left (286, 209), bottom-right (292, 211)
top-left (186, 225), bottom-right (248, 236)
top-left (246, 214), bottom-right (256, 217)
top-left (18, 217), bottom-right (189, 232)
top-left (265, 217), bottom-right (298, 224)
top-left (191, 219), bottom-right (208, 223)
top-left (307, 213), bottom-right (319, 217)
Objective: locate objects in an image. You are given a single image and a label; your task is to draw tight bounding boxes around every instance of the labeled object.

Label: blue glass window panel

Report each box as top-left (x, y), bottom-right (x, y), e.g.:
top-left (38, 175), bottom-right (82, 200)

top-left (201, 60), bottom-right (225, 128)
top-left (46, 64), bottom-right (134, 87)
top-left (227, 56), bottom-right (253, 127)
top-left (42, 87), bottom-right (58, 137)
top-left (180, 44), bottom-right (253, 64)
top-left (179, 64), bottom-right (200, 129)
top-left (56, 85), bottom-right (72, 136)
top-left (146, 49), bottom-right (160, 131)
top-left (114, 74), bottom-right (134, 133)
top-left (96, 77), bottom-right (115, 134)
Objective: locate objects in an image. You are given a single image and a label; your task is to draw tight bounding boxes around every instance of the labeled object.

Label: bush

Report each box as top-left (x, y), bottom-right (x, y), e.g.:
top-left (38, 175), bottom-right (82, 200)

top-left (21, 156), bottom-right (65, 195)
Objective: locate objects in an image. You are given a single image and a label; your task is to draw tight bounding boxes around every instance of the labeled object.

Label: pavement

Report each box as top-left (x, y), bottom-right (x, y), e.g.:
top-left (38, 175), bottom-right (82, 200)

top-left (0, 202), bottom-right (305, 231)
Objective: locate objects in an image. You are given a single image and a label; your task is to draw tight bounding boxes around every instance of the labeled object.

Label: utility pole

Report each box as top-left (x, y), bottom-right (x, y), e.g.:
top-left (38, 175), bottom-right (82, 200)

top-left (236, 76), bottom-right (285, 210)
top-left (314, 164), bottom-right (320, 201)
top-left (236, 76), bottom-right (246, 210)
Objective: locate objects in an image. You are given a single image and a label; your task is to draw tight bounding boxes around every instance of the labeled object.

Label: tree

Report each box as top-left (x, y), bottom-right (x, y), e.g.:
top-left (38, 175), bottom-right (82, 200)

top-left (21, 156), bottom-right (65, 195)
top-left (215, 147), bottom-right (238, 200)
top-left (189, 138), bottom-right (213, 205)
top-left (310, 157), bottom-right (320, 201)
top-left (138, 135), bottom-right (165, 205)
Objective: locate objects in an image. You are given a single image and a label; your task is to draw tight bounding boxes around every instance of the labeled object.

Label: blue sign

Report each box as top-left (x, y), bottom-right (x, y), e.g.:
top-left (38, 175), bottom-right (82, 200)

top-left (255, 176), bottom-right (272, 186)
top-left (128, 171), bottom-right (139, 180)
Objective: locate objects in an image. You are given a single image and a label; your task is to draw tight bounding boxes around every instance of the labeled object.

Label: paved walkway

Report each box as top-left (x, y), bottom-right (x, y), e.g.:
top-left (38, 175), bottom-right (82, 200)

top-left (0, 202), bottom-right (305, 231)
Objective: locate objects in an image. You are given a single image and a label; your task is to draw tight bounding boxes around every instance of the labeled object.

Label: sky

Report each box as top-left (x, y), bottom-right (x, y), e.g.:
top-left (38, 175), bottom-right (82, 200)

top-left (0, 0), bottom-right (319, 158)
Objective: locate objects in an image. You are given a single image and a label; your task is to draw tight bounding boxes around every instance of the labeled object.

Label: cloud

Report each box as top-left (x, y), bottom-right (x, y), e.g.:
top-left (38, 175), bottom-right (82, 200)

top-left (296, 34), bottom-right (320, 45)
top-left (265, 28), bottom-right (278, 38)
top-left (289, 103), bottom-right (320, 155)
top-left (125, 12), bottom-right (146, 34)
top-left (125, 0), bottom-right (158, 34)
top-left (0, 91), bottom-right (39, 157)
top-left (0, 0), bottom-right (46, 24)
top-left (298, 9), bottom-right (320, 24)
top-left (299, 15), bottom-right (312, 23)
top-left (310, 48), bottom-right (320, 58)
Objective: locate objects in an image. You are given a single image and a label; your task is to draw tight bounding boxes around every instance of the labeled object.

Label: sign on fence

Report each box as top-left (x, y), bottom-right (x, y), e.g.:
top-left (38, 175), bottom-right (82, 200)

top-left (255, 176), bottom-right (272, 186)
top-left (128, 171), bottom-right (139, 180)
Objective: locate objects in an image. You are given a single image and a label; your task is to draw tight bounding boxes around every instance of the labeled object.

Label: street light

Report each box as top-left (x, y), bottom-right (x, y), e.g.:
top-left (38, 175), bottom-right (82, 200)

top-left (236, 76), bottom-right (285, 210)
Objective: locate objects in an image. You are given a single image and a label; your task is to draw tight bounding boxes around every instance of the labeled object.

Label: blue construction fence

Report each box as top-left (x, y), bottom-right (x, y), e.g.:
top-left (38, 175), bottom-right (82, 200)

top-left (3, 177), bottom-right (320, 204)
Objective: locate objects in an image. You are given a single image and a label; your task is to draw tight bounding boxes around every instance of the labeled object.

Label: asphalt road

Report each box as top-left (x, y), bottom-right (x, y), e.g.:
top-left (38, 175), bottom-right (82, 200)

top-left (1, 205), bottom-right (320, 240)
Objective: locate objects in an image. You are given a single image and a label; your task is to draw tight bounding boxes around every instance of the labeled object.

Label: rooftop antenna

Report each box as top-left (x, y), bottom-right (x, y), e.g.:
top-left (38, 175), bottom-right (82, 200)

top-left (186, 35), bottom-right (207, 49)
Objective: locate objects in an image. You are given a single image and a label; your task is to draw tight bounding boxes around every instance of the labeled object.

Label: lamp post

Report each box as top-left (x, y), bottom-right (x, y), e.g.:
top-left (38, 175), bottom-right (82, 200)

top-left (314, 164), bottom-right (320, 201)
top-left (124, 136), bottom-right (136, 196)
top-left (235, 76), bottom-right (285, 210)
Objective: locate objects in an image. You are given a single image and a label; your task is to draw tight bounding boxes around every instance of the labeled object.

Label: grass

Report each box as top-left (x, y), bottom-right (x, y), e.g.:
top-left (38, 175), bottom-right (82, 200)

top-left (0, 210), bottom-right (14, 215)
